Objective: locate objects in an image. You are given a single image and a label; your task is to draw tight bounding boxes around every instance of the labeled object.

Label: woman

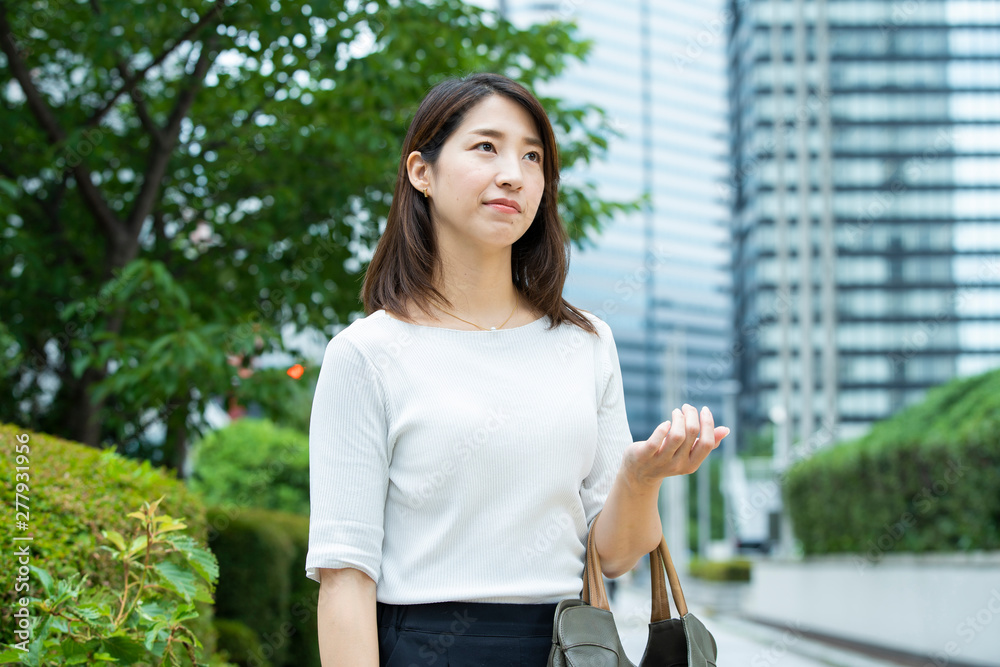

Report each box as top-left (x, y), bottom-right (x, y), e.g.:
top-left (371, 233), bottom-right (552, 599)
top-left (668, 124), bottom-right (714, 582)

top-left (305, 72), bottom-right (730, 666)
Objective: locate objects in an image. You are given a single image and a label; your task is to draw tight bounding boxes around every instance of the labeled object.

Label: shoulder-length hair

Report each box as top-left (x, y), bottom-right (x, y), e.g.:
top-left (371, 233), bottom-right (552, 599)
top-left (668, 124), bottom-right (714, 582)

top-left (361, 71), bottom-right (598, 336)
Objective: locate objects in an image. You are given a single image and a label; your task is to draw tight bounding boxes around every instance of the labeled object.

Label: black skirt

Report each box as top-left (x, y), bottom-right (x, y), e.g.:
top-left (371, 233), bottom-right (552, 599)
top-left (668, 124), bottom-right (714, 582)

top-left (376, 600), bottom-right (559, 667)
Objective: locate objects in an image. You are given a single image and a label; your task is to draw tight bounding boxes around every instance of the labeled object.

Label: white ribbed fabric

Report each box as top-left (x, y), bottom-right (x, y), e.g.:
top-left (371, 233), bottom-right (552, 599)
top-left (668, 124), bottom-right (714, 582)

top-left (304, 308), bottom-right (633, 604)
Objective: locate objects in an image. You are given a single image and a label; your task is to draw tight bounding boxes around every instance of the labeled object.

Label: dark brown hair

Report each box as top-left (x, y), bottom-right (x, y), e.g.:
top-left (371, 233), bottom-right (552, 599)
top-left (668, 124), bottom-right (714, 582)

top-left (361, 72), bottom-right (597, 335)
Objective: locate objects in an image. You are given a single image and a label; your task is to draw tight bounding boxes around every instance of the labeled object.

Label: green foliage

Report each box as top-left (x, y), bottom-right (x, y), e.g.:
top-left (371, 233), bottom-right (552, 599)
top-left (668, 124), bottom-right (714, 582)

top-left (739, 424), bottom-right (774, 458)
top-left (1, 0), bottom-right (637, 470)
top-left (212, 619), bottom-right (270, 667)
top-left (189, 419), bottom-right (309, 516)
top-left (687, 456), bottom-right (726, 552)
top-left (689, 557), bottom-right (752, 582)
top-left (273, 512), bottom-right (316, 667)
top-left (785, 368), bottom-right (1000, 555)
top-left (207, 507), bottom-right (314, 667)
top-left (0, 497), bottom-right (233, 667)
top-left (0, 423), bottom-right (216, 652)
top-left (233, 366), bottom-right (319, 436)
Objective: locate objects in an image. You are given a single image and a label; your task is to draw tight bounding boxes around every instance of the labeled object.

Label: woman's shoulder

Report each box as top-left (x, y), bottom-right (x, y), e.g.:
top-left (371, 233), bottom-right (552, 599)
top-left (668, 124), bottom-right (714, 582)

top-left (573, 308), bottom-right (613, 339)
top-left (322, 310), bottom-right (400, 358)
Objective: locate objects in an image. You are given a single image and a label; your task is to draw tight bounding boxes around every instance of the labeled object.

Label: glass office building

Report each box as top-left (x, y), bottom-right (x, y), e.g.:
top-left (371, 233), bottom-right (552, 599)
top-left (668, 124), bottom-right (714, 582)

top-left (728, 0), bottom-right (1000, 446)
top-left (493, 0), bottom-right (735, 442)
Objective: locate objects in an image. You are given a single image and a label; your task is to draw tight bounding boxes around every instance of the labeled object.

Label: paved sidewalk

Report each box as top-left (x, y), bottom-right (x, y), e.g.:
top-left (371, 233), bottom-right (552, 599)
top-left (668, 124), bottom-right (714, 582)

top-left (607, 572), bottom-right (909, 667)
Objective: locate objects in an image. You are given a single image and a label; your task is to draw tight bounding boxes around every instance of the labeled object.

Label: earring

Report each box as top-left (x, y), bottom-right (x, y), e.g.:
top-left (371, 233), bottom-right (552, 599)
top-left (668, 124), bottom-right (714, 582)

top-left (422, 188), bottom-right (428, 198)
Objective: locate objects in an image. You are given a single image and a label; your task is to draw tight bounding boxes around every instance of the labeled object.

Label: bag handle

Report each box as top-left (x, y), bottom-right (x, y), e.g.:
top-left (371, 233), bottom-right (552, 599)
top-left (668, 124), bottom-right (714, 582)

top-left (581, 510), bottom-right (689, 623)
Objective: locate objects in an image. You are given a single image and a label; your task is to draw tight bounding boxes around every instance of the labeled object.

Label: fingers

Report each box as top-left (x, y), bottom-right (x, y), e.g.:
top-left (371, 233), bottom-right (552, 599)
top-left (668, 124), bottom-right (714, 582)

top-left (666, 408), bottom-right (687, 455)
top-left (683, 404), bottom-right (700, 445)
top-left (648, 420), bottom-right (671, 454)
top-left (697, 405), bottom-right (716, 451)
top-left (648, 405), bottom-right (732, 470)
top-left (678, 405), bottom-right (729, 471)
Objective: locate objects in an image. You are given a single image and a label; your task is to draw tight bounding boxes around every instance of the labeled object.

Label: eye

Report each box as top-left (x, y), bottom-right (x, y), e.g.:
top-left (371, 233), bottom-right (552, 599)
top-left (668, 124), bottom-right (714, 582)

top-left (476, 141), bottom-right (495, 152)
top-left (525, 151), bottom-right (542, 163)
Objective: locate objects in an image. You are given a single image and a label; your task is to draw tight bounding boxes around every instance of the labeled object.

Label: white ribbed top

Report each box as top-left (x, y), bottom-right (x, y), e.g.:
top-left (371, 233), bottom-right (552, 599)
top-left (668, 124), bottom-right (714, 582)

top-left (304, 308), bottom-right (633, 604)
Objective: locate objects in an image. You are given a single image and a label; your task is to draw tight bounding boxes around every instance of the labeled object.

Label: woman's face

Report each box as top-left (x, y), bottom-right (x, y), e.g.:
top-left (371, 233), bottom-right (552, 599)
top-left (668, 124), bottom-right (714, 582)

top-left (411, 94), bottom-right (546, 256)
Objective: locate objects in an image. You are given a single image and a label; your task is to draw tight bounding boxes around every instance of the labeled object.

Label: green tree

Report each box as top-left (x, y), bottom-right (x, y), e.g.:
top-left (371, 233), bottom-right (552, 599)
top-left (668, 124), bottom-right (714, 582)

top-left (188, 418), bottom-right (310, 516)
top-left (0, 0), bottom-right (634, 473)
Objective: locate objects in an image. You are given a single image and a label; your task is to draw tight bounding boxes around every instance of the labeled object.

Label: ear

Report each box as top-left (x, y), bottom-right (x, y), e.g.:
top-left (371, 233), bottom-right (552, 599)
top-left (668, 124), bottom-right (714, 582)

top-left (406, 151), bottom-right (432, 196)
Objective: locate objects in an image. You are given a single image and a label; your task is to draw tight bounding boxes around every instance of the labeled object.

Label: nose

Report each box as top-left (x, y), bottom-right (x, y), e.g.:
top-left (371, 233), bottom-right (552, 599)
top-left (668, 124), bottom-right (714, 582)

top-left (494, 153), bottom-right (524, 191)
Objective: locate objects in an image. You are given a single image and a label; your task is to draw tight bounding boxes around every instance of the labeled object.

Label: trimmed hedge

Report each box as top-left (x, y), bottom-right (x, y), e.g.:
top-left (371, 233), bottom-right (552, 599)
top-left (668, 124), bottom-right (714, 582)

top-left (785, 369), bottom-right (1000, 555)
top-left (689, 557), bottom-right (752, 582)
top-left (213, 618), bottom-right (272, 667)
top-left (282, 511), bottom-right (320, 667)
top-left (190, 418), bottom-right (309, 516)
top-left (0, 422), bottom-right (218, 654)
top-left (208, 506), bottom-right (318, 667)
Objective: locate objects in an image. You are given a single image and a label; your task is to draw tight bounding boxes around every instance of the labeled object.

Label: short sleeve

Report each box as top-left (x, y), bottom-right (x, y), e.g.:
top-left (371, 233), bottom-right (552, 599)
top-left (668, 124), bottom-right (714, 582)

top-left (304, 334), bottom-right (390, 584)
top-left (580, 321), bottom-right (633, 531)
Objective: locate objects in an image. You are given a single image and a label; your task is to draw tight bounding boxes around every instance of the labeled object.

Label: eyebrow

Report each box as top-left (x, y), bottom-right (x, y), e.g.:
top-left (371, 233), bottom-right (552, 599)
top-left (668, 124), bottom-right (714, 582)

top-left (467, 128), bottom-right (544, 151)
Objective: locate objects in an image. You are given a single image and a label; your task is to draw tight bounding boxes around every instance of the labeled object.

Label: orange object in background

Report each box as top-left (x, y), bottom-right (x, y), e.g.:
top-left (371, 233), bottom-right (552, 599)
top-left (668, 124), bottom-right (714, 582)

top-left (227, 393), bottom-right (247, 421)
top-left (287, 364), bottom-right (305, 380)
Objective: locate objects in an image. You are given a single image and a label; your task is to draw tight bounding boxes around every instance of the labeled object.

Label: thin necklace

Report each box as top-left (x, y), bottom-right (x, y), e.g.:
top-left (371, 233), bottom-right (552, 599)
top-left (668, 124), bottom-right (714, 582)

top-left (437, 299), bottom-right (518, 331)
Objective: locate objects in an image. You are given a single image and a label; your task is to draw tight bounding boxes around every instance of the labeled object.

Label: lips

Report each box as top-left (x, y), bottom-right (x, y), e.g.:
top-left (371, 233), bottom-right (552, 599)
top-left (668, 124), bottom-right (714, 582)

top-left (485, 198), bottom-right (521, 214)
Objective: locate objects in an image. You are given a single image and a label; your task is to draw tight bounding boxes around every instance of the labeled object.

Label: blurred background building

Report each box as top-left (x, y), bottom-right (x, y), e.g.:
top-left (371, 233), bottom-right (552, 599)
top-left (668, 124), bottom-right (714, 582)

top-left (491, 0), bottom-right (735, 445)
top-left (485, 0), bottom-right (1000, 558)
top-left (729, 0), bottom-right (1000, 449)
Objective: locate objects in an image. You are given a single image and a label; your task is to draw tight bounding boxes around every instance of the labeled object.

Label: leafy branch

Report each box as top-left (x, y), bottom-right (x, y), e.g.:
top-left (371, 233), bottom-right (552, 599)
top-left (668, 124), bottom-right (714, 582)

top-left (0, 497), bottom-right (232, 667)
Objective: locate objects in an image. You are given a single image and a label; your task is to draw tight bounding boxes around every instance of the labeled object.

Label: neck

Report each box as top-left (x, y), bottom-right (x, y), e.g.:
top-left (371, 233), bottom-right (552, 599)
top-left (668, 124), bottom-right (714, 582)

top-left (431, 243), bottom-right (519, 325)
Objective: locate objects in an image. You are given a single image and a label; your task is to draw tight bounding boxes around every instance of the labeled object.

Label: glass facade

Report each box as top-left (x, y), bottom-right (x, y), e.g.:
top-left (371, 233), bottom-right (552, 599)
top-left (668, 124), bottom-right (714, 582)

top-left (490, 0), bottom-right (734, 441)
top-left (728, 0), bottom-right (1000, 445)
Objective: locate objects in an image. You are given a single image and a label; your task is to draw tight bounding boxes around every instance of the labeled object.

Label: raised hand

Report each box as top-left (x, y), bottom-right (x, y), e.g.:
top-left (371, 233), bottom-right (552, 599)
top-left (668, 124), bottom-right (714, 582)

top-left (622, 404), bottom-right (730, 488)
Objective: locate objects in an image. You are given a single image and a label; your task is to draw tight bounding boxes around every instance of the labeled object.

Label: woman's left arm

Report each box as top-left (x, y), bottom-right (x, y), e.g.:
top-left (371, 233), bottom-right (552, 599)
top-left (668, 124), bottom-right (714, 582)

top-left (595, 403), bottom-right (730, 579)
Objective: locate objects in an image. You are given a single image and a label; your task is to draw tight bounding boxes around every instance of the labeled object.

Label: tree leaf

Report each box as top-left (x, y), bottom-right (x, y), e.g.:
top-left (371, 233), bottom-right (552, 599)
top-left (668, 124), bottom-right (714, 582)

top-left (152, 562), bottom-right (198, 603)
top-left (0, 649), bottom-right (28, 664)
top-left (70, 353), bottom-right (92, 379)
top-left (127, 535), bottom-right (149, 557)
top-left (101, 530), bottom-right (127, 553)
top-left (165, 534), bottom-right (220, 586)
top-left (99, 635), bottom-right (148, 662)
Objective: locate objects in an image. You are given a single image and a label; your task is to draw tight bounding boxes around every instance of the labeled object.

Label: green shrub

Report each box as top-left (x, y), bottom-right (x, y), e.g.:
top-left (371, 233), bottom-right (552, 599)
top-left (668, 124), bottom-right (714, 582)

top-left (0, 423), bottom-right (217, 655)
top-left (0, 497), bottom-right (233, 666)
top-left (689, 557), bottom-right (752, 582)
top-left (213, 619), bottom-right (271, 667)
top-left (206, 507), bottom-right (318, 667)
top-left (272, 512), bottom-right (319, 667)
top-left (207, 507), bottom-right (294, 666)
top-left (189, 419), bottom-right (309, 516)
top-left (785, 369), bottom-right (1000, 555)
